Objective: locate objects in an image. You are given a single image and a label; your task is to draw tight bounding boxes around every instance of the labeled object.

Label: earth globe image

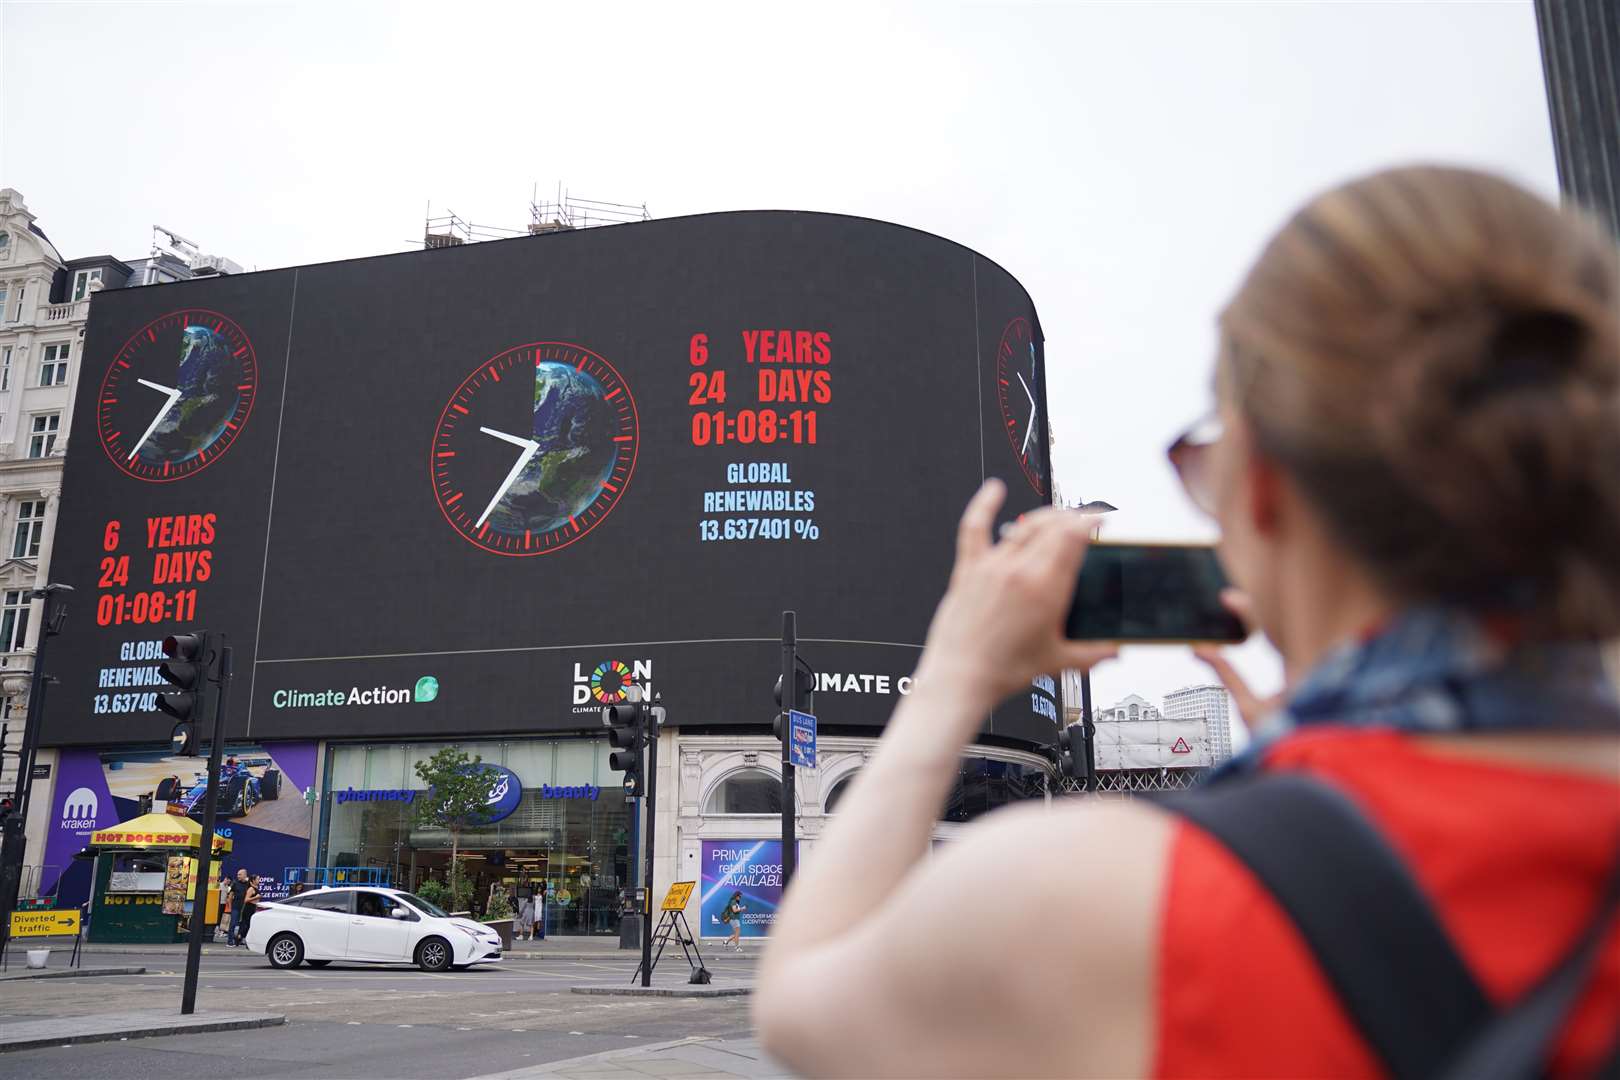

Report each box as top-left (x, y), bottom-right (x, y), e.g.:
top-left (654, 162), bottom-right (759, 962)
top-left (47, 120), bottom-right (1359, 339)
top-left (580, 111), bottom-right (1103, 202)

top-left (487, 361), bottom-right (618, 536)
top-left (138, 325), bottom-right (240, 465)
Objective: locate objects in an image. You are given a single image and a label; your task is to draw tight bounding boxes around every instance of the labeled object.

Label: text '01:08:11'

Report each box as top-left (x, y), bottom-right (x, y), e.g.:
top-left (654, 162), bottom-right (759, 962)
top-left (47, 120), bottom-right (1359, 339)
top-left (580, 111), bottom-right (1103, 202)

top-left (692, 410), bottom-right (817, 446)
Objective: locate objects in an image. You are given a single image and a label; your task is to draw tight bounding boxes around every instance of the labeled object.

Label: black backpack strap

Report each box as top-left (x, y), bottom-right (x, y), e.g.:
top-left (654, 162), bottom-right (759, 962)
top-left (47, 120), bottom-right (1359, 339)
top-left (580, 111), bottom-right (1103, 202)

top-left (1158, 773), bottom-right (1493, 1080)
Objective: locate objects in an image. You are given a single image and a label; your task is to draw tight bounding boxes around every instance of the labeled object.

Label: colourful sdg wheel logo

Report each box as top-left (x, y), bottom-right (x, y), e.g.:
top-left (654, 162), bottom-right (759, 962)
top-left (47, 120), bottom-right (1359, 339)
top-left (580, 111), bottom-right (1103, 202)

top-left (591, 661), bottom-right (634, 703)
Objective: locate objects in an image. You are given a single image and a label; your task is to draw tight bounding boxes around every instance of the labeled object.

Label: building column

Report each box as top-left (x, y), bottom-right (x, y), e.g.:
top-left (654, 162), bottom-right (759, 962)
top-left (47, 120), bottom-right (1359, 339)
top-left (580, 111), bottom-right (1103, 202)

top-left (31, 486), bottom-right (60, 596)
top-left (1535, 0), bottom-right (1620, 237)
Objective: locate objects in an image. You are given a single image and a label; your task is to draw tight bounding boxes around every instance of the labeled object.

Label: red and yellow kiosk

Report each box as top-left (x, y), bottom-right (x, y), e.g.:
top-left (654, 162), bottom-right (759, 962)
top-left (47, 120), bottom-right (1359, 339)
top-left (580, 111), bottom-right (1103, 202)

top-left (83, 813), bottom-right (231, 943)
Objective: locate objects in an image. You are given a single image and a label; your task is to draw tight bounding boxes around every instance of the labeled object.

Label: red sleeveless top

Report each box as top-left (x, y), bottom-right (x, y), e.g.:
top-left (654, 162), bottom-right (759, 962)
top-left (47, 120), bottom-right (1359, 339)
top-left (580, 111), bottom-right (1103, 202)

top-left (1154, 727), bottom-right (1620, 1078)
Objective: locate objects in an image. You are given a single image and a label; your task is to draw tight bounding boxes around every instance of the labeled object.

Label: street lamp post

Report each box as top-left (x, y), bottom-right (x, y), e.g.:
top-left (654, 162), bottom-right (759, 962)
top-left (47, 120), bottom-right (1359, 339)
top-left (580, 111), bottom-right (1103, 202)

top-left (0, 583), bottom-right (73, 946)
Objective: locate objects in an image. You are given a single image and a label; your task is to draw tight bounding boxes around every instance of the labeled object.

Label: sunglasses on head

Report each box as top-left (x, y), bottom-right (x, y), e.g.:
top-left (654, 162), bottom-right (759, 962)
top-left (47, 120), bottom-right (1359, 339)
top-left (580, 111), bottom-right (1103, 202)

top-left (1167, 412), bottom-right (1224, 516)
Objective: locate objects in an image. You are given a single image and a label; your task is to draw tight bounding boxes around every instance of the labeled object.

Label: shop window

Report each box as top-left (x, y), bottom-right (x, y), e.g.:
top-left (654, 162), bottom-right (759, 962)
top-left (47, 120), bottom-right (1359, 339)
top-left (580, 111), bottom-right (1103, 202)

top-left (941, 757), bottom-right (1047, 823)
top-left (704, 770), bottom-right (783, 815)
top-left (823, 772), bottom-right (861, 814)
top-left (109, 852), bottom-right (167, 892)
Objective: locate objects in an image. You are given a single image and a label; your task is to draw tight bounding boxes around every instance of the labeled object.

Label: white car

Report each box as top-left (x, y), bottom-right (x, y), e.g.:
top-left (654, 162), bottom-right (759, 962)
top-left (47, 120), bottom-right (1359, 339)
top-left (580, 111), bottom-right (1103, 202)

top-left (244, 886), bottom-right (503, 972)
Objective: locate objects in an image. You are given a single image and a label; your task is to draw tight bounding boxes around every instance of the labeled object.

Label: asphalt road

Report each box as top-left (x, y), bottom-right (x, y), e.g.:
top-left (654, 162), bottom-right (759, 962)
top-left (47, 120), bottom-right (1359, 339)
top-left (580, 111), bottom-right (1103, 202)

top-left (0, 949), bottom-right (758, 1079)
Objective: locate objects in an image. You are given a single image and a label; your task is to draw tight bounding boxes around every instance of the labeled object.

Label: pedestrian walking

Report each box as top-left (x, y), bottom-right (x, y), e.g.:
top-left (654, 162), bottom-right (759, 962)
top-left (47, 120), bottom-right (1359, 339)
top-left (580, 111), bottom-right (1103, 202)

top-left (225, 868), bottom-right (249, 947)
top-left (235, 875), bottom-right (260, 946)
top-left (756, 166), bottom-right (1620, 1077)
top-left (515, 893), bottom-right (535, 940)
top-left (721, 890), bottom-right (745, 950)
top-left (214, 869), bottom-right (232, 943)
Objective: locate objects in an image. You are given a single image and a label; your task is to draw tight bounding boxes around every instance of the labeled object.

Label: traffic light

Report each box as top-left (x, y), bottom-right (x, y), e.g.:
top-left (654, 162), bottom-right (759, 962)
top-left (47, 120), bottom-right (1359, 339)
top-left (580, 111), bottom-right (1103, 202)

top-left (605, 702), bottom-right (645, 798)
top-left (157, 633), bottom-right (211, 754)
top-left (772, 664), bottom-right (816, 741)
top-left (1057, 723), bottom-right (1085, 781)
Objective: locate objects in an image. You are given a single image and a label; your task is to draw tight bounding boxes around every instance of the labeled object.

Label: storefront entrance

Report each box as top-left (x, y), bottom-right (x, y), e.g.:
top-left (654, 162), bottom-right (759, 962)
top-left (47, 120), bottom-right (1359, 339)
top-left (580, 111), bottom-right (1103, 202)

top-left (319, 737), bottom-right (631, 935)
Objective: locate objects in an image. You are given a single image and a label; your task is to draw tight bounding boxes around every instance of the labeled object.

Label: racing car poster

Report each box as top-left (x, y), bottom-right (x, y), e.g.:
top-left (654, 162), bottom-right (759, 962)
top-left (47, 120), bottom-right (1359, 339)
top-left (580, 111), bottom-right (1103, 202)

top-left (38, 742), bottom-right (317, 909)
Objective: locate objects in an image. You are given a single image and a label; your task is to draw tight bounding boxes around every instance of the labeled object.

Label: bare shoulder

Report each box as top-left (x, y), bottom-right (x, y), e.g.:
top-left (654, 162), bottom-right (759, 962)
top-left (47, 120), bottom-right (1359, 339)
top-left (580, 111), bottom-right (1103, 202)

top-left (757, 798), bottom-right (1183, 1077)
top-left (946, 796), bottom-right (1179, 952)
top-left (902, 799), bottom-right (1178, 1076)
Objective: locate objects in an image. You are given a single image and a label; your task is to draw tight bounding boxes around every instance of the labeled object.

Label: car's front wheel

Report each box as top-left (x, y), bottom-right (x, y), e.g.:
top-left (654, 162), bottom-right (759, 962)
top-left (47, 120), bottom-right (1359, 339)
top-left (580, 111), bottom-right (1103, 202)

top-left (416, 936), bottom-right (452, 972)
top-left (267, 933), bottom-right (303, 969)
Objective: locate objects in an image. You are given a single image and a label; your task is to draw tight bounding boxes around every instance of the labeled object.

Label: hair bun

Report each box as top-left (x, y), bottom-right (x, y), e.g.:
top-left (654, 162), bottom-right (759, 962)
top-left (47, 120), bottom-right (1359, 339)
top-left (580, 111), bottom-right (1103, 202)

top-left (1454, 309), bottom-right (1587, 408)
top-left (1221, 165), bottom-right (1620, 638)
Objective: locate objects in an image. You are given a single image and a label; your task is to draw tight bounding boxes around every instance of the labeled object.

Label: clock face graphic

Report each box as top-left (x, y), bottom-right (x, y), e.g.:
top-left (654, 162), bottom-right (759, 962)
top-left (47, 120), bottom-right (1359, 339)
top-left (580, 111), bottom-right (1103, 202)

top-left (97, 309), bottom-right (258, 481)
top-left (431, 341), bottom-right (639, 556)
top-left (995, 316), bottom-right (1046, 495)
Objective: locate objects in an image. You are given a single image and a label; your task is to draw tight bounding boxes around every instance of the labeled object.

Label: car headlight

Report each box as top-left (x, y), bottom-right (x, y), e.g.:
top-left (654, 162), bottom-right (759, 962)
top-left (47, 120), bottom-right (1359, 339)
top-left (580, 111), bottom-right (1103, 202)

top-left (453, 925), bottom-right (482, 941)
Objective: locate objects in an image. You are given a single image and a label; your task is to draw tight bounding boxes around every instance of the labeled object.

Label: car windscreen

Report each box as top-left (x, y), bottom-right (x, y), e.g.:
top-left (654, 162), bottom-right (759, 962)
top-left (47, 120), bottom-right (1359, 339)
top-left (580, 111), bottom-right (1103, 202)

top-left (399, 893), bottom-right (448, 918)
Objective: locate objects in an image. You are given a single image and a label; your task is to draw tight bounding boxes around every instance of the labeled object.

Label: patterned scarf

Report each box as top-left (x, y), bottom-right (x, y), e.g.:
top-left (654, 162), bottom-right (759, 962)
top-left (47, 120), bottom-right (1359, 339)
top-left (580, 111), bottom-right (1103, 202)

top-left (1209, 608), bottom-right (1620, 782)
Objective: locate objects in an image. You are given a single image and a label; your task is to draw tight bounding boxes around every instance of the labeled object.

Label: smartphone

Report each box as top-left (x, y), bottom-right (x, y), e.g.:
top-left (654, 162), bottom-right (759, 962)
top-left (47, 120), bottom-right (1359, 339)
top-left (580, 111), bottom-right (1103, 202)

top-left (1065, 543), bottom-right (1247, 643)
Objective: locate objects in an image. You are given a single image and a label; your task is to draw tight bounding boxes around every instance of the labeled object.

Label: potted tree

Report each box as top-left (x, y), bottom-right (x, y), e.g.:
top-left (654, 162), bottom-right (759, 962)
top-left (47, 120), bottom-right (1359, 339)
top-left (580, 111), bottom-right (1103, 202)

top-left (483, 884), bottom-right (515, 949)
top-left (412, 748), bottom-right (497, 919)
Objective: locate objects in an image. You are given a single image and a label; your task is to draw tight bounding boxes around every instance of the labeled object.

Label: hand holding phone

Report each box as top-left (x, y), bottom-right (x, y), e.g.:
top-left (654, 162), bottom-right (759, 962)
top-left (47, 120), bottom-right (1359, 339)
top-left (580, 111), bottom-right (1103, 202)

top-left (1066, 543), bottom-right (1247, 643)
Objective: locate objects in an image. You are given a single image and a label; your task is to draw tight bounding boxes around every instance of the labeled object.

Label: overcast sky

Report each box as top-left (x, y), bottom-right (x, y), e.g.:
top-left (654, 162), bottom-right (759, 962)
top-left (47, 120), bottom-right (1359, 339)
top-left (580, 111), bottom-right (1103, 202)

top-left (1, 0), bottom-right (1558, 722)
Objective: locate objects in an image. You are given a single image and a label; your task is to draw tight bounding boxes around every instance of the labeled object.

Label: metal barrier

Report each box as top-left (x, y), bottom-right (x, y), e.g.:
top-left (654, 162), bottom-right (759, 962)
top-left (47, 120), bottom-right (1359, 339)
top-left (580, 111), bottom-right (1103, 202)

top-left (284, 865), bottom-right (392, 888)
top-left (1056, 767), bottom-right (1210, 796)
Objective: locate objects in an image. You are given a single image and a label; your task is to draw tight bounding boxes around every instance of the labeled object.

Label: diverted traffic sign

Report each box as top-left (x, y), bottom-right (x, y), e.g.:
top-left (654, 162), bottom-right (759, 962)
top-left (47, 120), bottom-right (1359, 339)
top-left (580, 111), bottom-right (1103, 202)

top-left (10, 909), bottom-right (80, 938)
top-left (661, 881), bottom-right (696, 911)
top-left (788, 709), bottom-right (817, 769)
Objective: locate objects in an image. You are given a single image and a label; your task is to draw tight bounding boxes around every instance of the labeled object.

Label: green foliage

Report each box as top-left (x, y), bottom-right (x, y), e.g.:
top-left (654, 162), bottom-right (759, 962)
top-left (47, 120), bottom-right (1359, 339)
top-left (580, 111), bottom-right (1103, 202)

top-left (412, 747), bottom-right (493, 834)
top-left (413, 748), bottom-right (496, 910)
top-left (413, 878), bottom-right (451, 911)
top-left (449, 858), bottom-right (478, 913)
top-left (484, 885), bottom-right (514, 922)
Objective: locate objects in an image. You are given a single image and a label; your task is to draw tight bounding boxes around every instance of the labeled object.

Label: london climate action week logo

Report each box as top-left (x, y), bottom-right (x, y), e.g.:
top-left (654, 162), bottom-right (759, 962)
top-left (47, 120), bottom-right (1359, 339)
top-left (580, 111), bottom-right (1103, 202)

top-left (273, 676), bottom-right (440, 710)
top-left (571, 659), bottom-right (653, 714)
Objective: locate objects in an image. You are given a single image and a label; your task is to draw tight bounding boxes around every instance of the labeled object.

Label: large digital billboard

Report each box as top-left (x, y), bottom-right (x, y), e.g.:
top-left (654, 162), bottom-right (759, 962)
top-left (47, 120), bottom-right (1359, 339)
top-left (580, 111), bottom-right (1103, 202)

top-left (44, 212), bottom-right (1057, 746)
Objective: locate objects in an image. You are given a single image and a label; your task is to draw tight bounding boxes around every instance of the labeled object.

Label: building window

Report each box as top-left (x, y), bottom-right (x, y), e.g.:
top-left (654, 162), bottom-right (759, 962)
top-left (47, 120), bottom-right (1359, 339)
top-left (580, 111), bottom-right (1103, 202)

top-left (70, 269), bottom-right (103, 302)
top-left (703, 770), bottom-right (783, 815)
top-left (12, 500), bottom-right (44, 559)
top-left (39, 344), bottom-right (69, 387)
top-left (1, 345), bottom-right (11, 391)
top-left (823, 772), bottom-right (862, 814)
top-left (10, 286), bottom-right (19, 322)
top-left (28, 413), bottom-right (59, 458)
top-left (0, 233), bottom-right (9, 255)
top-left (0, 590), bottom-right (30, 652)
top-left (0, 287), bottom-right (7, 315)
top-left (941, 757), bottom-right (1048, 823)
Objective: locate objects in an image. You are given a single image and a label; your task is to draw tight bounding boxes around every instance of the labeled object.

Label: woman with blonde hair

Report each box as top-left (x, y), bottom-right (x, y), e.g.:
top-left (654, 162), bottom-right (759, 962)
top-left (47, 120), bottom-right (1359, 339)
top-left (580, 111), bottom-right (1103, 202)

top-left (756, 166), bottom-right (1620, 1077)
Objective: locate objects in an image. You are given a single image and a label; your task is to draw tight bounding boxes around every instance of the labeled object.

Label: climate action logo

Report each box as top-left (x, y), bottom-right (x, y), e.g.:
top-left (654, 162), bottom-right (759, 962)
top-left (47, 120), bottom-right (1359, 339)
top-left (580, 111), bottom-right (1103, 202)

top-left (572, 659), bottom-right (653, 713)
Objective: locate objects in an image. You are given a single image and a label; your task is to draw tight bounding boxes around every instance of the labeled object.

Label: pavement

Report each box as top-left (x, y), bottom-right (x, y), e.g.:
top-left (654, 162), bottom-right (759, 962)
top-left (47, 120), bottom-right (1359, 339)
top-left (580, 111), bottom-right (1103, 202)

top-left (0, 1009), bottom-right (284, 1053)
top-left (0, 945), bottom-right (764, 1078)
top-left (572, 985), bottom-right (750, 998)
top-left (20, 933), bottom-right (641, 961)
top-left (0, 965), bottom-right (146, 981)
top-left (473, 1035), bottom-right (788, 1079)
